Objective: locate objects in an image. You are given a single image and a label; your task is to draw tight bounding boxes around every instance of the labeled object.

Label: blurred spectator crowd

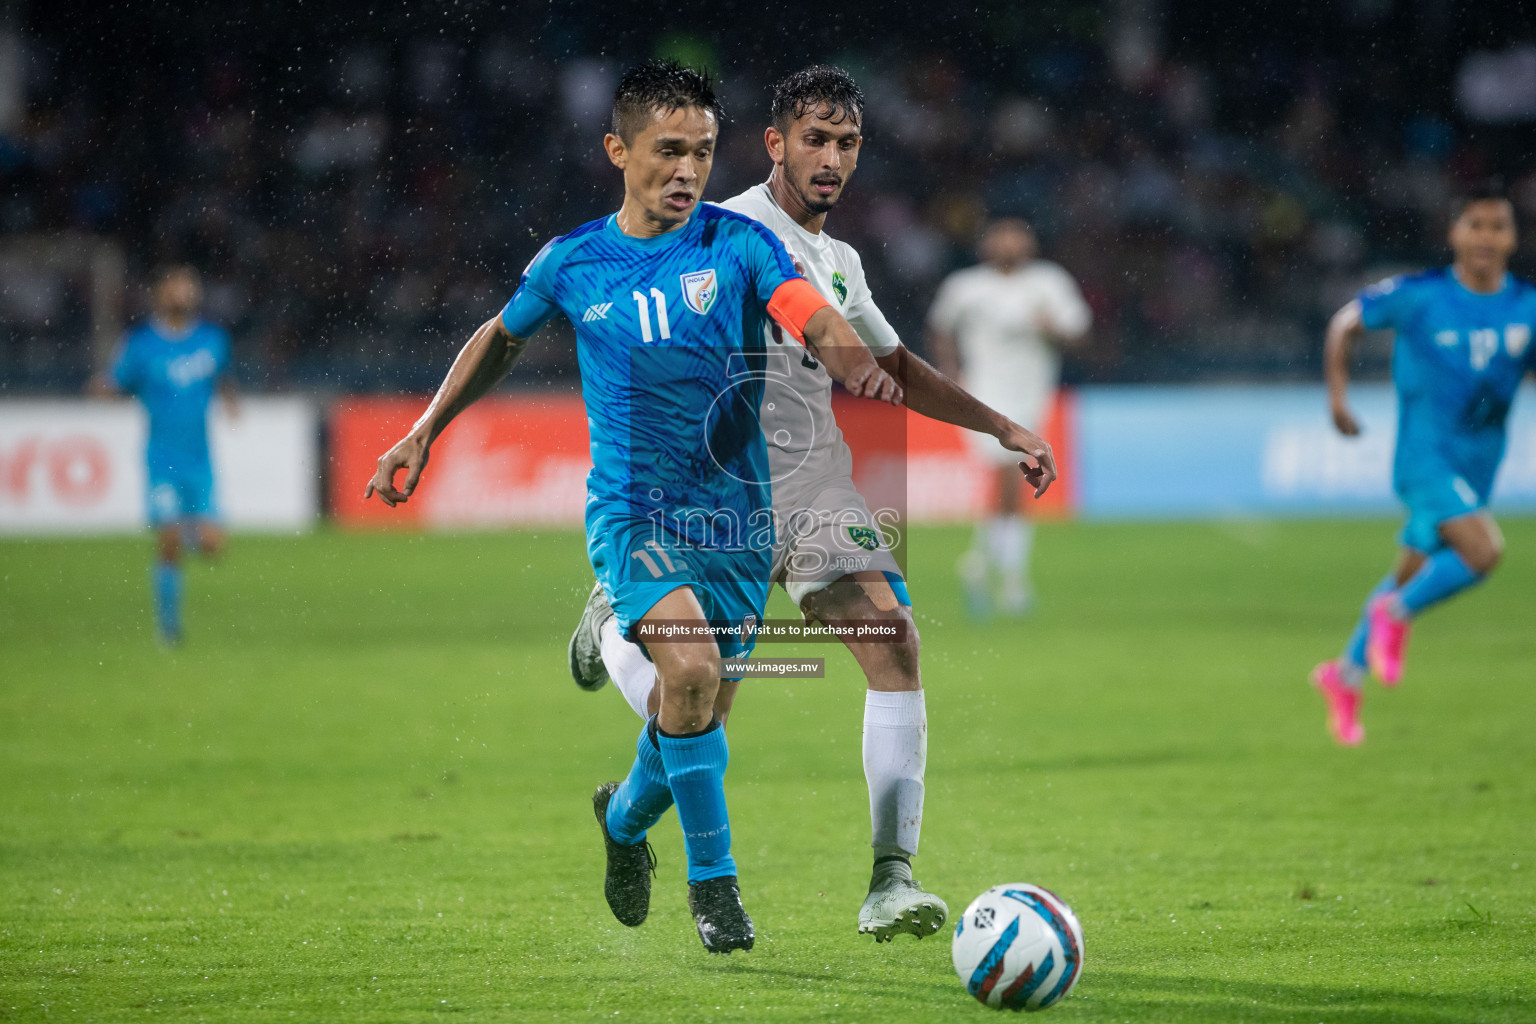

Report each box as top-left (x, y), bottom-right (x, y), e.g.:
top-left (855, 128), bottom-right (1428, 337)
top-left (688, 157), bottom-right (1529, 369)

top-left (2, 0), bottom-right (1535, 392)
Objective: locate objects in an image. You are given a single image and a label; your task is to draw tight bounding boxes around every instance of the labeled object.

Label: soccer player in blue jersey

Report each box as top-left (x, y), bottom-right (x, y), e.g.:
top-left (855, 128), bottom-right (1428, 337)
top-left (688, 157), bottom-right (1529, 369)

top-left (568, 66), bottom-right (1060, 943)
top-left (364, 60), bottom-right (901, 953)
top-left (91, 265), bottom-right (236, 645)
top-left (1312, 184), bottom-right (1535, 745)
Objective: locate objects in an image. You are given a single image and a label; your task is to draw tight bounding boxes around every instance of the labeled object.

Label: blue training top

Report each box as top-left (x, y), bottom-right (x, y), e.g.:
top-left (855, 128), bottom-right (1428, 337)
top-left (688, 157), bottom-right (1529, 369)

top-left (1358, 267), bottom-right (1536, 493)
top-left (110, 319), bottom-right (231, 470)
top-left (500, 205), bottom-right (804, 550)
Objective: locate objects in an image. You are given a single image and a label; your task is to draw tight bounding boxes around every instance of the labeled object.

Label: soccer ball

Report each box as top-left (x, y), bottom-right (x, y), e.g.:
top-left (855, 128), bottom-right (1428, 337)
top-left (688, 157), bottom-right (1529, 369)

top-left (951, 884), bottom-right (1084, 1012)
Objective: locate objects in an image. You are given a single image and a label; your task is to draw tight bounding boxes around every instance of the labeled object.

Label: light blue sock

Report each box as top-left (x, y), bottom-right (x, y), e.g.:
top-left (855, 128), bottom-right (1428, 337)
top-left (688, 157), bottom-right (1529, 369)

top-left (658, 721), bottom-right (736, 883)
top-left (152, 562), bottom-right (183, 640)
top-left (1397, 549), bottom-right (1484, 617)
top-left (1341, 572), bottom-right (1398, 682)
top-left (606, 718), bottom-right (674, 845)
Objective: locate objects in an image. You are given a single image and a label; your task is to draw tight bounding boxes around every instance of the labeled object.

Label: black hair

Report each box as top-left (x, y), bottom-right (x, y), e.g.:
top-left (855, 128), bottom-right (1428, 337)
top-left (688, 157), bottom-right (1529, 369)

top-left (152, 263), bottom-right (199, 284)
top-left (610, 59), bottom-right (725, 144)
top-left (770, 65), bottom-right (865, 132)
top-left (1451, 179), bottom-right (1512, 221)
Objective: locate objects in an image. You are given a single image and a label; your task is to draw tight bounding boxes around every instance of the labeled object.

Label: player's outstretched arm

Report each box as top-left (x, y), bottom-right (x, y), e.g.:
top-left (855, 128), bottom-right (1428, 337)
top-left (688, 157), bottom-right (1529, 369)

top-left (801, 306), bottom-right (903, 406)
top-left (1324, 299), bottom-right (1365, 436)
top-left (877, 345), bottom-right (1057, 498)
top-left (365, 317), bottom-right (527, 506)
top-left (1034, 312), bottom-right (1090, 348)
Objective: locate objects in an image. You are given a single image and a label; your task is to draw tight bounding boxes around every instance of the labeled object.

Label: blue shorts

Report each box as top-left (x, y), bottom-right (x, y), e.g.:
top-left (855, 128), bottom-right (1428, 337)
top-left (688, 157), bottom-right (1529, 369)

top-left (1396, 472), bottom-right (1486, 554)
top-left (588, 508), bottom-right (772, 664)
top-left (146, 461), bottom-right (217, 527)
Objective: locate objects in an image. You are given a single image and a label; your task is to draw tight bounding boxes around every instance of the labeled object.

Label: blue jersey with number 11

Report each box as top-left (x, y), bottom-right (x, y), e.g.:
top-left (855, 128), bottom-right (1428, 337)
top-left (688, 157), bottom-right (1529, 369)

top-left (500, 206), bottom-right (804, 541)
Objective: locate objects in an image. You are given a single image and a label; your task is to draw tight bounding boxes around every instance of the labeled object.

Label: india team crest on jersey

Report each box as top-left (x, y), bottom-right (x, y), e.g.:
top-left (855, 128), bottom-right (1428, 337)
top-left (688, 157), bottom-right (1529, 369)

top-left (680, 269), bottom-right (718, 315)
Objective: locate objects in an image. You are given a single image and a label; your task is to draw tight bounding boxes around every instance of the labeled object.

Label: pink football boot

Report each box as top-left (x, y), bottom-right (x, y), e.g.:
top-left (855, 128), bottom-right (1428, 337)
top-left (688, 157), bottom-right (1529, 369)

top-left (1366, 595), bottom-right (1411, 687)
top-left (1311, 661), bottom-right (1364, 746)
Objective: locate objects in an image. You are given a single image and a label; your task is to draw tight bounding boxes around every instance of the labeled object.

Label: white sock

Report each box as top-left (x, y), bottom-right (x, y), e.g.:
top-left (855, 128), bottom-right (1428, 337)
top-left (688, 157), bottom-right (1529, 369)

top-left (600, 617), bottom-right (657, 721)
top-left (864, 688), bottom-right (927, 861)
top-left (989, 516), bottom-right (1033, 597)
top-left (967, 521), bottom-right (990, 561)
top-left (957, 544), bottom-right (989, 596)
top-left (871, 855), bottom-right (913, 886)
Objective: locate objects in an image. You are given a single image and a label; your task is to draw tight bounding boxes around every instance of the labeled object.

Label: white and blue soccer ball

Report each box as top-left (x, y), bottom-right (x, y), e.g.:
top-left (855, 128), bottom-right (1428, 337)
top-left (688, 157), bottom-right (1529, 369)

top-left (951, 883), bottom-right (1084, 1012)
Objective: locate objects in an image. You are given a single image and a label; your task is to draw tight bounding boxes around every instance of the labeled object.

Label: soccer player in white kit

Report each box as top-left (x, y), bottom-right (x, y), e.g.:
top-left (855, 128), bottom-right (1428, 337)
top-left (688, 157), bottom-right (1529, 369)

top-left (928, 219), bottom-right (1091, 616)
top-left (569, 66), bottom-right (1059, 941)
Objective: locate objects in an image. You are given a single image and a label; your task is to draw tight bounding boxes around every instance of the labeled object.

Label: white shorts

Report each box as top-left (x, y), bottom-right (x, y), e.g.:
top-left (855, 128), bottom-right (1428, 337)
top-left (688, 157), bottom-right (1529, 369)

top-left (966, 429), bottom-right (1032, 467)
top-left (963, 384), bottom-right (1052, 467)
top-left (769, 447), bottom-right (904, 607)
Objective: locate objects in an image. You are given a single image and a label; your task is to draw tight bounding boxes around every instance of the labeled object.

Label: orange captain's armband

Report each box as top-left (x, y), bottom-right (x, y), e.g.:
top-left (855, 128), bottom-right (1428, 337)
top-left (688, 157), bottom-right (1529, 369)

top-left (766, 278), bottom-right (831, 343)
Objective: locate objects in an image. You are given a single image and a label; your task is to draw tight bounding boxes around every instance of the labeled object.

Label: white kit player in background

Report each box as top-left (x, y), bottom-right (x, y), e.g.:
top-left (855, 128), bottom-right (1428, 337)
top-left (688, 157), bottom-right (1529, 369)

top-left (568, 67), bottom-right (1059, 943)
top-left (928, 218), bottom-right (1092, 617)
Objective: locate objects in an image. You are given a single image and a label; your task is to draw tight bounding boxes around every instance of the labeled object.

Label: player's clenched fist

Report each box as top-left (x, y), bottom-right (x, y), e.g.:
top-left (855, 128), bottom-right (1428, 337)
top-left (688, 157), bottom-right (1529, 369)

top-left (365, 432), bottom-right (430, 507)
top-left (843, 364), bottom-right (903, 405)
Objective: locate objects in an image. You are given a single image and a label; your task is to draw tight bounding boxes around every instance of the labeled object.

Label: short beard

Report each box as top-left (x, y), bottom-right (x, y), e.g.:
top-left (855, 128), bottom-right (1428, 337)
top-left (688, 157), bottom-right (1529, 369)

top-left (797, 179), bottom-right (840, 215)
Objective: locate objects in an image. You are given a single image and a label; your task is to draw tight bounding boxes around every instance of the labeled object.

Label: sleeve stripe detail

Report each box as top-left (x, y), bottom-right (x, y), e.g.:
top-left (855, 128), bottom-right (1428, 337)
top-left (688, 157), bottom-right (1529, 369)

top-left (766, 278), bottom-right (830, 344)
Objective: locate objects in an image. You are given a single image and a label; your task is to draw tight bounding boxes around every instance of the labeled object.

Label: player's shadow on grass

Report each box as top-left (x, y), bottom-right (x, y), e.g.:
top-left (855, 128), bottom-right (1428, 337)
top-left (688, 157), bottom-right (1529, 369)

top-left (703, 959), bottom-right (957, 1000)
top-left (1084, 969), bottom-right (1522, 1023)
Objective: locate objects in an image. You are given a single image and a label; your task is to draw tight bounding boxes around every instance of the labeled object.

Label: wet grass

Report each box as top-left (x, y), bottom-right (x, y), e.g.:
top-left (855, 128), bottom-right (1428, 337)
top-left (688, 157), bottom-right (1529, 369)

top-left (2, 520), bottom-right (1533, 1022)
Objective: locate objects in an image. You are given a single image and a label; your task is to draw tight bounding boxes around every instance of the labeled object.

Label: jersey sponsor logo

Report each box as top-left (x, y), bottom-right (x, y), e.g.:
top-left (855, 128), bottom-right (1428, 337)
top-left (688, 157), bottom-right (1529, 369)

top-left (1452, 476), bottom-right (1479, 507)
top-left (167, 349), bottom-right (217, 388)
top-left (680, 269), bottom-right (718, 316)
top-left (847, 525), bottom-right (880, 551)
top-left (1434, 330), bottom-right (1458, 348)
top-left (581, 302), bottom-right (613, 322)
top-left (1506, 324), bottom-right (1531, 359)
top-left (832, 271), bottom-right (848, 305)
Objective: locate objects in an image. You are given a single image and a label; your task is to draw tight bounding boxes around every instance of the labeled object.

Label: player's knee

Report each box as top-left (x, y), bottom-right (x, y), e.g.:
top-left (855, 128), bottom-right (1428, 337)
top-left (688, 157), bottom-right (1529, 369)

top-left (664, 645), bottom-right (721, 703)
top-left (156, 529), bottom-right (182, 563)
top-left (1467, 540), bottom-right (1501, 575)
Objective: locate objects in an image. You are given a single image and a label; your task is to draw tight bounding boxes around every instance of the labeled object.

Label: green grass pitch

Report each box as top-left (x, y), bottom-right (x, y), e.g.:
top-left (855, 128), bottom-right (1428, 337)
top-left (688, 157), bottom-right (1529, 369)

top-left (2, 520), bottom-right (1533, 1022)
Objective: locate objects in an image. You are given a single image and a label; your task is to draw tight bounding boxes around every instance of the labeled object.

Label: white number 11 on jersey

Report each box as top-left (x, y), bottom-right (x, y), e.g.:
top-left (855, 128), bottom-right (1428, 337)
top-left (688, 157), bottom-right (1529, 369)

top-left (632, 288), bottom-right (671, 343)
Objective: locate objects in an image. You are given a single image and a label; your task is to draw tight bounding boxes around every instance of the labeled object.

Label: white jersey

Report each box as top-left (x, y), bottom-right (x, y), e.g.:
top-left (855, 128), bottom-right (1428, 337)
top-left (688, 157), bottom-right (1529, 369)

top-left (926, 260), bottom-right (1090, 427)
top-left (715, 184), bottom-right (905, 603)
top-left (716, 184), bottom-right (900, 465)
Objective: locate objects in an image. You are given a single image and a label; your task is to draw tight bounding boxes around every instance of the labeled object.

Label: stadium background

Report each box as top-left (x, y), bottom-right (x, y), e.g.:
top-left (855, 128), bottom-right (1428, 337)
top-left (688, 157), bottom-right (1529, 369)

top-left (3, 4), bottom-right (1536, 1022)
top-left (8, 0), bottom-right (1536, 390)
top-left (5, 0), bottom-right (1536, 531)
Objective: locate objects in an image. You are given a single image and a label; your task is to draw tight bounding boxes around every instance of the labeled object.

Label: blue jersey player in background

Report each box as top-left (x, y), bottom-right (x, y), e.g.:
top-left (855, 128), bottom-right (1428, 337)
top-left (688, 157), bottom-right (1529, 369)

top-left (91, 265), bottom-right (237, 646)
top-left (1312, 184), bottom-right (1535, 745)
top-left (364, 61), bottom-right (902, 954)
